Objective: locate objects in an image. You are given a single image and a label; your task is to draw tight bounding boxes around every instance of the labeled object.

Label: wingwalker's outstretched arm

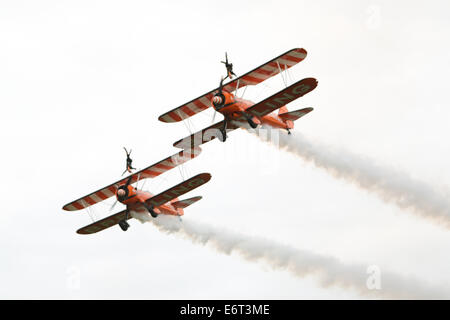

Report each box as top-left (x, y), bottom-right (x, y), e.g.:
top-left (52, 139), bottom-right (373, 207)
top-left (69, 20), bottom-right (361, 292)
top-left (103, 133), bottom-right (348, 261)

top-left (122, 147), bottom-right (136, 176)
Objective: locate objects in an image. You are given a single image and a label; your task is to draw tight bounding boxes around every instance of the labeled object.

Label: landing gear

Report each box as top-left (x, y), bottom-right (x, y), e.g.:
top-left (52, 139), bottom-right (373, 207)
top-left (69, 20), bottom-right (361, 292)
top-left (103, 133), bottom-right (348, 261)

top-left (242, 112), bottom-right (258, 129)
top-left (119, 220), bottom-right (129, 231)
top-left (219, 128), bottom-right (227, 142)
top-left (287, 128), bottom-right (292, 135)
top-left (218, 119), bottom-right (228, 142)
top-left (144, 203), bottom-right (158, 218)
top-left (246, 117), bottom-right (258, 129)
top-left (118, 209), bottom-right (130, 231)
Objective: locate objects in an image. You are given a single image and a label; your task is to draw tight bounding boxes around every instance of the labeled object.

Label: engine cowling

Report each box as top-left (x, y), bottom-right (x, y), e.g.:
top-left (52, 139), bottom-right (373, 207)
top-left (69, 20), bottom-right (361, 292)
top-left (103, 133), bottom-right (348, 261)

top-left (116, 185), bottom-right (136, 202)
top-left (211, 91), bottom-right (234, 111)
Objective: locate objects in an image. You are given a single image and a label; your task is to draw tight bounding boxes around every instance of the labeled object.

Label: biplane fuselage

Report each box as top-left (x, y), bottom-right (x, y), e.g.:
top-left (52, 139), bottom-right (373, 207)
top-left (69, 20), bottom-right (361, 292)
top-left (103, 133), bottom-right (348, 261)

top-left (117, 185), bottom-right (182, 216)
top-left (214, 91), bottom-right (293, 130)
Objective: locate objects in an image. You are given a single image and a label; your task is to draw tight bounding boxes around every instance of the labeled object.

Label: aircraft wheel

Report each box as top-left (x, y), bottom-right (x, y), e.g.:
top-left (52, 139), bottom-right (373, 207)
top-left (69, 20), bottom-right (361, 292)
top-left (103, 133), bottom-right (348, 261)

top-left (119, 220), bottom-right (129, 231)
top-left (149, 208), bottom-right (158, 218)
top-left (247, 118), bottom-right (258, 129)
top-left (218, 129), bottom-right (227, 142)
top-left (145, 203), bottom-right (159, 218)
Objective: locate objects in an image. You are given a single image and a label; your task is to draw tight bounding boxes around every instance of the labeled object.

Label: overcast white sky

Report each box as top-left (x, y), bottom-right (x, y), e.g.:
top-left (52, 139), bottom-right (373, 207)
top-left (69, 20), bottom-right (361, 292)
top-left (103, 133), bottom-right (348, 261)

top-left (1, 0), bottom-right (450, 299)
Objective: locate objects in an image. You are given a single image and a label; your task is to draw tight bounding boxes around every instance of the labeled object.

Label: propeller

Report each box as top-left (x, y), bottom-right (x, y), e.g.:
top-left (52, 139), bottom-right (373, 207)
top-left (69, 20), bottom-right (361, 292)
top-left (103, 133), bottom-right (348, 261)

top-left (109, 174), bottom-right (134, 213)
top-left (212, 109), bottom-right (217, 123)
top-left (219, 75), bottom-right (224, 93)
top-left (124, 175), bottom-right (133, 187)
top-left (109, 199), bottom-right (118, 212)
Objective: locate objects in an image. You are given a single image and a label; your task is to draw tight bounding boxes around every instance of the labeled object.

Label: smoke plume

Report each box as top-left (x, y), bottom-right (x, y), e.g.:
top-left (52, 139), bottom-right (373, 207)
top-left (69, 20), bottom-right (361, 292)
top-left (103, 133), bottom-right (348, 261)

top-left (253, 128), bottom-right (450, 228)
top-left (138, 214), bottom-right (449, 299)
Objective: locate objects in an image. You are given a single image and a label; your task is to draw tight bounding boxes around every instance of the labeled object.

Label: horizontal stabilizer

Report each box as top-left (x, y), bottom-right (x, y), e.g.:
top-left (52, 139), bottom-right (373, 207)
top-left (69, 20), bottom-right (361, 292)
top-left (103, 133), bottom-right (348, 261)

top-left (146, 173), bottom-right (211, 208)
top-left (172, 196), bottom-right (202, 209)
top-left (278, 107), bottom-right (314, 122)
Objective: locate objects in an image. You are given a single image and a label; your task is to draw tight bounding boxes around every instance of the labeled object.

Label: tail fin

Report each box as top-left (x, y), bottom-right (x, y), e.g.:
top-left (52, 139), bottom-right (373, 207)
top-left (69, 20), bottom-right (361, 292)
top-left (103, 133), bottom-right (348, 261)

top-left (171, 196), bottom-right (202, 215)
top-left (278, 107), bottom-right (313, 129)
top-left (278, 106), bottom-right (289, 115)
top-left (278, 106), bottom-right (293, 129)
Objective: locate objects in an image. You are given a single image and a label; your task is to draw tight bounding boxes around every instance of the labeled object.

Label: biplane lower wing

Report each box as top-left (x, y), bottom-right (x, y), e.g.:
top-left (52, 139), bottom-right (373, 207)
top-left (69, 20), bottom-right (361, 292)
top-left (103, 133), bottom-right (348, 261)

top-left (245, 78), bottom-right (318, 120)
top-left (63, 147), bottom-right (201, 212)
top-left (145, 173), bottom-right (211, 208)
top-left (77, 209), bottom-right (131, 235)
top-left (158, 48), bottom-right (308, 123)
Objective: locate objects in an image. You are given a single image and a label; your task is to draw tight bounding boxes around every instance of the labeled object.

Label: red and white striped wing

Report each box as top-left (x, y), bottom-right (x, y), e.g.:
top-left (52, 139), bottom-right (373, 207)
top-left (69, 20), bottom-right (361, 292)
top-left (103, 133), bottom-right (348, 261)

top-left (223, 48), bottom-right (307, 89)
top-left (62, 147), bottom-right (202, 211)
top-left (158, 48), bottom-right (307, 123)
top-left (158, 92), bottom-right (215, 123)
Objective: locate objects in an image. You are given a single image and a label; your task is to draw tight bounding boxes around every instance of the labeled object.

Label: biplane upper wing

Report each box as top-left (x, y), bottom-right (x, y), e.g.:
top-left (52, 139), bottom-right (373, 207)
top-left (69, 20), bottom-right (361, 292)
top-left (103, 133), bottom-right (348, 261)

top-left (158, 48), bottom-right (308, 123)
top-left (77, 209), bottom-right (130, 235)
top-left (145, 173), bottom-right (211, 208)
top-left (62, 147), bottom-right (202, 211)
top-left (172, 120), bottom-right (240, 149)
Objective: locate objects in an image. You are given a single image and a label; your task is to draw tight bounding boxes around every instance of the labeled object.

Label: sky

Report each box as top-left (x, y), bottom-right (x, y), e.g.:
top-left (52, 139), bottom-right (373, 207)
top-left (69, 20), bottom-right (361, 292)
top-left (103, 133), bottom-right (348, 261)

top-left (1, 0), bottom-right (450, 299)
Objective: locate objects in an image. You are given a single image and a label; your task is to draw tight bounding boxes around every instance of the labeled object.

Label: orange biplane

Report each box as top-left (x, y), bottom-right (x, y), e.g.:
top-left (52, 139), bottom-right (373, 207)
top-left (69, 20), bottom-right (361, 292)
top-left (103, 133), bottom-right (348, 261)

top-left (63, 148), bottom-right (211, 234)
top-left (158, 48), bottom-right (318, 149)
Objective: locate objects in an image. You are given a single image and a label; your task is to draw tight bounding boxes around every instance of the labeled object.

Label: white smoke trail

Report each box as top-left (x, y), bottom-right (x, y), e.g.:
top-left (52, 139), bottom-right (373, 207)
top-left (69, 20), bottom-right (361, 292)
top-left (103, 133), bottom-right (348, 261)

top-left (142, 215), bottom-right (449, 299)
top-left (253, 127), bottom-right (450, 228)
